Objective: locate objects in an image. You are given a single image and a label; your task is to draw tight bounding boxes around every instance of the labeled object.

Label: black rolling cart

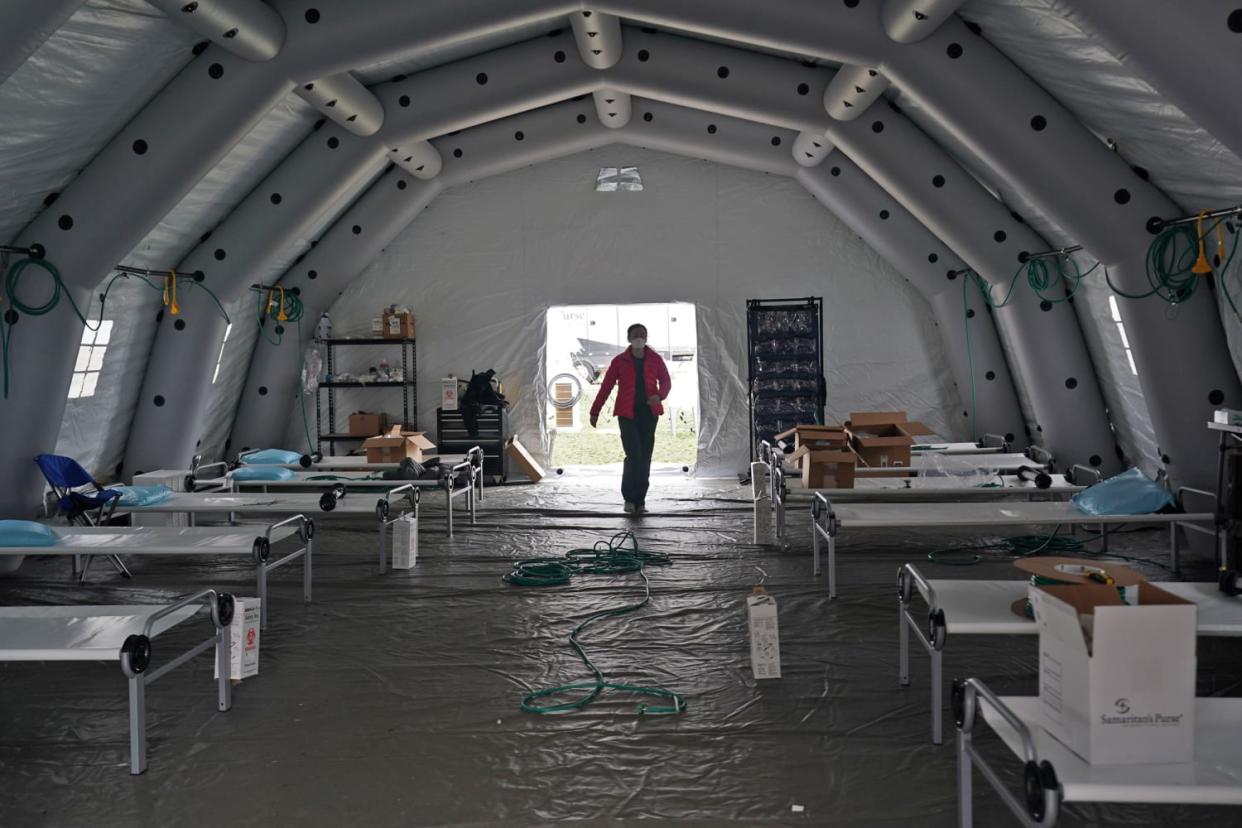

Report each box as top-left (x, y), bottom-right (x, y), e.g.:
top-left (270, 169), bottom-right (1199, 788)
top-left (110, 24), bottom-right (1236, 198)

top-left (437, 405), bottom-right (508, 481)
top-left (746, 298), bottom-right (826, 459)
top-left (315, 338), bottom-right (416, 455)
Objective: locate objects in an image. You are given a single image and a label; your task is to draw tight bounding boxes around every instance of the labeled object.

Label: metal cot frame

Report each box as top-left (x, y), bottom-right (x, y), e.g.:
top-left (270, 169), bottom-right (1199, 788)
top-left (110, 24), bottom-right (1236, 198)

top-left (0, 590), bottom-right (233, 775)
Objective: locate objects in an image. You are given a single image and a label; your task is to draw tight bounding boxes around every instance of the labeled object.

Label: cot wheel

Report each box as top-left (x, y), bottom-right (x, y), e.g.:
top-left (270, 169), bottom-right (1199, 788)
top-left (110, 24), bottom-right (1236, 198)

top-left (121, 634), bottom-right (152, 675)
top-left (183, 473), bottom-right (196, 491)
top-left (215, 592), bottom-right (235, 627)
top-left (375, 499), bottom-right (390, 521)
top-left (1023, 760), bottom-right (1059, 822)
top-left (927, 608), bottom-right (947, 649)
top-left (252, 537), bottom-right (271, 564)
top-left (1220, 569), bottom-right (1242, 597)
top-left (299, 454), bottom-right (313, 468)
top-left (302, 519), bottom-right (315, 542)
top-left (951, 679), bottom-right (967, 728)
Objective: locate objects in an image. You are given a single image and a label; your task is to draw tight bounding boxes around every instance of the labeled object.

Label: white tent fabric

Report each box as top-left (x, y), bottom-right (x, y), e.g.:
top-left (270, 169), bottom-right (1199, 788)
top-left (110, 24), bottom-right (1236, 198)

top-left (300, 148), bottom-right (963, 476)
top-left (0, 0), bottom-right (1239, 489)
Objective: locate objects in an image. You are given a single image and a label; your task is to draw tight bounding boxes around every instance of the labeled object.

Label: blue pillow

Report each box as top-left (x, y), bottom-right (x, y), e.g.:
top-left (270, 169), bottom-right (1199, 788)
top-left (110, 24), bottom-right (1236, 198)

top-left (110, 484), bottom-right (175, 507)
top-left (0, 520), bottom-right (60, 547)
top-left (233, 466), bottom-right (295, 482)
top-left (240, 449), bottom-right (303, 466)
top-left (1071, 467), bottom-right (1173, 516)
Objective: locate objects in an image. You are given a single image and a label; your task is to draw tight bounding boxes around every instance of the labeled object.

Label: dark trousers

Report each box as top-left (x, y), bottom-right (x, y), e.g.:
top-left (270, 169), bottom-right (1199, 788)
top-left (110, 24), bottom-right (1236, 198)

top-left (618, 413), bottom-right (658, 505)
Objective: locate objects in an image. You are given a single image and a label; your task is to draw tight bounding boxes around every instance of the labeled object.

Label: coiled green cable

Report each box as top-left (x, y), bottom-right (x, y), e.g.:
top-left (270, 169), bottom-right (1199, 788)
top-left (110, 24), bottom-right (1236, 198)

top-left (504, 531), bottom-right (687, 716)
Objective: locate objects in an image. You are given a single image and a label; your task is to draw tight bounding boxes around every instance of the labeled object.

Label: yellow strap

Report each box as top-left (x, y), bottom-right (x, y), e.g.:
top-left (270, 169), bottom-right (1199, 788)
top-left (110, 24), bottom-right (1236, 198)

top-left (1192, 210), bottom-right (1214, 274)
top-left (277, 286), bottom-right (289, 321)
top-left (168, 269), bottom-right (180, 315)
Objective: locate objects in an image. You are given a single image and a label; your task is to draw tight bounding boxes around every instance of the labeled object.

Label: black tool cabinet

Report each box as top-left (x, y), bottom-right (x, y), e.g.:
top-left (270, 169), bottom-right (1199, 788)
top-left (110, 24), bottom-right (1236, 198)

top-left (437, 405), bottom-right (508, 481)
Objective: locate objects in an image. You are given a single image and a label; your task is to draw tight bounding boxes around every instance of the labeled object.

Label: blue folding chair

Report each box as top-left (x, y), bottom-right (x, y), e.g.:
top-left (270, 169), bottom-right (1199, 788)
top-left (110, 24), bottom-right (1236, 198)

top-left (34, 453), bottom-right (131, 579)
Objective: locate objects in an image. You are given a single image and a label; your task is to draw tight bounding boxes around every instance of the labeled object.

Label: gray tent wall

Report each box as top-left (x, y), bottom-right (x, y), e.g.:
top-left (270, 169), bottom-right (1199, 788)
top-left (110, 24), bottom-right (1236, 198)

top-left (1051, 0), bottom-right (1242, 163)
top-left (796, 157), bottom-right (1027, 446)
top-left (0, 1), bottom-right (87, 86)
top-left (2, 1), bottom-right (1238, 514)
top-left (229, 98), bottom-right (1014, 455)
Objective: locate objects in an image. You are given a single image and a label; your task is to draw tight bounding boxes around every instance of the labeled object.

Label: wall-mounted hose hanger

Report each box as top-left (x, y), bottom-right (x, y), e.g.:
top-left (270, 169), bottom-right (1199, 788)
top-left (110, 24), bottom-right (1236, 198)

top-left (570, 10), bottom-right (623, 70)
top-left (148, 0), bottom-right (285, 61)
top-left (823, 65), bottom-right (889, 121)
top-left (251, 283), bottom-right (304, 346)
top-left (295, 72), bottom-right (385, 137)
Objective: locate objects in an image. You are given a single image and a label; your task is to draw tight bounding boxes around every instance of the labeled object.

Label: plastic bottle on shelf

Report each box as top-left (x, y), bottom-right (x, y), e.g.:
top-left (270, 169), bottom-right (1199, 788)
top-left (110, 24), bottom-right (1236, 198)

top-left (316, 312), bottom-right (332, 341)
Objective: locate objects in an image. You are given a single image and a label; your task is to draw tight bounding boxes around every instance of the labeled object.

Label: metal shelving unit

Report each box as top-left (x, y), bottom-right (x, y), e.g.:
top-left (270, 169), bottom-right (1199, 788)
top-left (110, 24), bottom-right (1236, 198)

top-left (315, 338), bottom-right (416, 455)
top-left (746, 298), bottom-right (825, 459)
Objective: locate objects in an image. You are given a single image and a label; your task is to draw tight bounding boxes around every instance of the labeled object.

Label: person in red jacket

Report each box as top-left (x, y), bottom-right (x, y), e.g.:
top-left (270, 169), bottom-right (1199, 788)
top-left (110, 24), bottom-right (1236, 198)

top-left (589, 323), bottom-right (671, 514)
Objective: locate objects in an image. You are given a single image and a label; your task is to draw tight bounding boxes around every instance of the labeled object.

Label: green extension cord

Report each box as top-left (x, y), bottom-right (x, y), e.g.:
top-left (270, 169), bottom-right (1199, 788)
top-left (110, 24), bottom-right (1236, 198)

top-left (504, 530), bottom-right (688, 716)
top-left (251, 287), bottom-right (315, 454)
top-left (1, 256), bottom-right (229, 398)
top-left (927, 525), bottom-right (1097, 566)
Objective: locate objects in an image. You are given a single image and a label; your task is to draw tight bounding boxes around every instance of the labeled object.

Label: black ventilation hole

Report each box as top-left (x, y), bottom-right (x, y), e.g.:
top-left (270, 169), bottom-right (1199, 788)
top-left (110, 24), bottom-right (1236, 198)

top-left (1089, 454), bottom-right (1103, 467)
top-left (554, 51), bottom-right (566, 63)
top-left (514, 131), bottom-right (525, 141)
top-left (304, 83), bottom-right (314, 91)
top-left (830, 166), bottom-right (841, 176)
top-left (946, 43), bottom-right (963, 59)
top-left (1030, 115), bottom-right (1047, 131)
top-left (985, 371), bottom-right (996, 381)
top-left (1040, 300), bottom-right (1053, 312)
top-left (1162, 453), bottom-right (1171, 465)
top-left (174, 319), bottom-right (186, 331)
top-left (707, 124), bottom-right (717, 134)
top-left (214, 248), bottom-right (226, 261)
top-left (879, 210), bottom-right (890, 220)
top-left (871, 120), bottom-right (884, 133)
top-left (1209, 389), bottom-right (1225, 405)
top-left (1005, 432), bottom-right (1016, 443)
top-left (771, 136), bottom-right (781, 146)
top-left (398, 95), bottom-right (410, 108)
top-left (43, 192), bottom-right (59, 206)
top-left (717, 66), bottom-right (730, 79)
top-left (258, 386), bottom-right (268, 396)
top-left (928, 253), bottom-right (939, 263)
top-left (153, 395), bottom-right (165, 407)
top-left (305, 9), bottom-right (320, 24)
top-left (932, 174), bottom-right (945, 188)
top-left (397, 179), bottom-right (407, 190)
top-left (1228, 10), bottom-right (1242, 32)
top-left (797, 82), bottom-right (810, 95)
top-left (270, 193), bottom-right (282, 205)
top-left (208, 63), bottom-right (223, 79)
top-left (308, 269), bottom-right (318, 279)
top-left (453, 148), bottom-right (463, 158)
top-left (132, 139), bottom-right (148, 155)
top-left (637, 49), bottom-right (650, 62)
top-left (993, 230), bottom-right (1007, 243)
top-left (274, 325), bottom-right (284, 335)
top-left (192, 40), bottom-right (209, 56)
top-left (577, 113), bottom-right (588, 124)
top-left (1065, 377), bottom-right (1078, 389)
top-left (476, 72), bottom-right (488, 85)
top-left (844, 0), bottom-right (859, 7)
top-left (947, 270), bottom-right (958, 280)
top-left (643, 112), bottom-right (653, 122)
top-left (1113, 188), bottom-right (1131, 204)
top-left (1146, 216), bottom-right (1164, 235)
top-left (326, 136), bottom-right (339, 149)
top-left (58, 215), bottom-right (74, 230)
top-left (966, 309), bottom-right (976, 319)
top-left (351, 225), bottom-right (362, 235)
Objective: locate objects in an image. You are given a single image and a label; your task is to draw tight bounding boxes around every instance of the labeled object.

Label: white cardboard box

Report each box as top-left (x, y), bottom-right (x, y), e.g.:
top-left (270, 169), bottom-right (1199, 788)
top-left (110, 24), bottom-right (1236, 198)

top-left (215, 597), bottom-right (260, 681)
top-left (391, 513), bottom-right (418, 570)
top-left (1029, 583), bottom-right (1197, 765)
top-left (747, 588), bottom-right (781, 680)
top-left (441, 378), bottom-right (459, 412)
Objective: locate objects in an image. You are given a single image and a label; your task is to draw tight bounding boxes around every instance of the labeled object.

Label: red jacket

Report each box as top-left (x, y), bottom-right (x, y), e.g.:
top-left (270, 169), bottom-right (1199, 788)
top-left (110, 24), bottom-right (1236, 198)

top-left (590, 348), bottom-right (672, 419)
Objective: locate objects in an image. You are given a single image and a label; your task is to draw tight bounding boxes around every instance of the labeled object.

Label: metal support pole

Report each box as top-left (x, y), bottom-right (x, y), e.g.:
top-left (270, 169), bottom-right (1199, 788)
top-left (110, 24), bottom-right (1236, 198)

top-left (128, 675), bottom-right (147, 776)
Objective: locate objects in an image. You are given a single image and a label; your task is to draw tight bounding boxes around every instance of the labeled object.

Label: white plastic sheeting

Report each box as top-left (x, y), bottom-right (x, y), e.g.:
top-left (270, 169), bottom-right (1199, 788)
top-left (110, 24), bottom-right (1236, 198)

top-left (295, 148), bottom-right (964, 476)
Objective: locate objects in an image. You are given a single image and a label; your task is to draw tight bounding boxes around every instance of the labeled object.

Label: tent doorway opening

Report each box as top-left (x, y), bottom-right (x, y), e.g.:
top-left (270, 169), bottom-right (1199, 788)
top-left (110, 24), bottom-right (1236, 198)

top-left (545, 303), bottom-right (699, 469)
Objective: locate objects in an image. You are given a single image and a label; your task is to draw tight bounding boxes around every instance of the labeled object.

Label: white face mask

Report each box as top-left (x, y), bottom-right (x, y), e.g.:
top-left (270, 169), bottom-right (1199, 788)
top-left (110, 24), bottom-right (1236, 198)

top-left (630, 337), bottom-right (646, 351)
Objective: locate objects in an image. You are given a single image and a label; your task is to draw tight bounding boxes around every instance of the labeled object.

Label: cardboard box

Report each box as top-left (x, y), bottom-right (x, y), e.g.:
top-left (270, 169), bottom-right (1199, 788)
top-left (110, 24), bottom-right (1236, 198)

top-left (846, 412), bottom-right (914, 469)
top-left (747, 587), bottom-right (781, 679)
top-left (215, 597), bottom-right (260, 681)
top-left (348, 411), bottom-right (387, 437)
top-left (790, 445), bottom-right (856, 488)
top-left (441, 378), bottom-right (460, 412)
top-left (1028, 582), bottom-right (1197, 765)
top-left (382, 308), bottom-right (415, 340)
top-left (774, 424), bottom-right (848, 451)
top-left (362, 425), bottom-right (436, 463)
top-left (505, 436), bottom-right (545, 482)
top-left (391, 513), bottom-right (418, 570)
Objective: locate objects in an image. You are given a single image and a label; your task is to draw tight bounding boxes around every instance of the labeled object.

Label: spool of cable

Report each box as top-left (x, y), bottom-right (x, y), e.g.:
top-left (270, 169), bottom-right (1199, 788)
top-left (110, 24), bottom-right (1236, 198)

top-left (1015, 465), bottom-right (1052, 490)
top-left (319, 483), bottom-right (346, 512)
top-left (1012, 557), bottom-right (1143, 619)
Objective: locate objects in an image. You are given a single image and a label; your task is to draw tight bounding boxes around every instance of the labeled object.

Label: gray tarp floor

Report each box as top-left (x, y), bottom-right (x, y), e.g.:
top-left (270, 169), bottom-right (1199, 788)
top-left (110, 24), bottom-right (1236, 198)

top-left (1, 468), bottom-right (1239, 827)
